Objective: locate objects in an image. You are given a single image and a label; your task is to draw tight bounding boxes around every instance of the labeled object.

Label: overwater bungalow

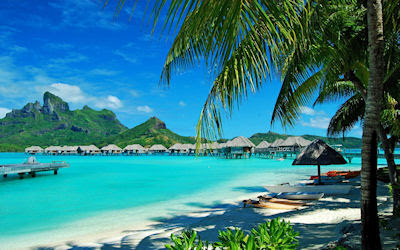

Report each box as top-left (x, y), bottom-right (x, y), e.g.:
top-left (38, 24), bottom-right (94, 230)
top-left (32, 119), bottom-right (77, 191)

top-left (60, 146), bottom-right (78, 155)
top-left (224, 136), bottom-right (255, 159)
top-left (148, 144), bottom-right (168, 154)
top-left (255, 141), bottom-right (271, 157)
top-left (124, 144), bottom-right (146, 155)
top-left (44, 146), bottom-right (62, 155)
top-left (101, 144), bottom-right (123, 155)
top-left (25, 146), bottom-right (44, 155)
top-left (78, 145), bottom-right (101, 155)
top-left (182, 144), bottom-right (195, 155)
top-left (279, 136), bottom-right (312, 152)
top-left (270, 139), bottom-right (284, 150)
top-left (169, 143), bottom-right (184, 154)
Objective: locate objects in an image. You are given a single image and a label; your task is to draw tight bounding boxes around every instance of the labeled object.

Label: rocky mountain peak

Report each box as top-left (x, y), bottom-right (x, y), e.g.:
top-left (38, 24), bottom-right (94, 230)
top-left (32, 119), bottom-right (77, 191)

top-left (42, 92), bottom-right (69, 115)
top-left (149, 116), bottom-right (166, 130)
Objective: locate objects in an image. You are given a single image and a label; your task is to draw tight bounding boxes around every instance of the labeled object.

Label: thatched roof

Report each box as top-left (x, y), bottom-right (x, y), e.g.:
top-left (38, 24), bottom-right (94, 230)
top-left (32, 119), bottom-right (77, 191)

top-left (270, 138), bottom-right (284, 147)
top-left (61, 146), bottom-right (78, 151)
top-left (226, 136), bottom-right (255, 148)
top-left (280, 136), bottom-right (312, 147)
top-left (169, 143), bottom-right (183, 150)
top-left (25, 146), bottom-right (43, 152)
top-left (292, 139), bottom-right (347, 165)
top-left (79, 145), bottom-right (100, 151)
top-left (45, 146), bottom-right (62, 151)
top-left (181, 144), bottom-right (195, 150)
top-left (101, 144), bottom-right (122, 151)
top-left (256, 141), bottom-right (270, 149)
top-left (124, 144), bottom-right (145, 151)
top-left (149, 144), bottom-right (168, 151)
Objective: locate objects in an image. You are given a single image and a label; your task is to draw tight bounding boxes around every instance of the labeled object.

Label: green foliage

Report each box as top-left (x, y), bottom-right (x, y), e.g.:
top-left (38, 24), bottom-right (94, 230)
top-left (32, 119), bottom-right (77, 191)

top-left (165, 230), bottom-right (209, 250)
top-left (165, 218), bottom-right (298, 250)
top-left (213, 228), bottom-right (250, 249)
top-left (250, 218), bottom-right (299, 250)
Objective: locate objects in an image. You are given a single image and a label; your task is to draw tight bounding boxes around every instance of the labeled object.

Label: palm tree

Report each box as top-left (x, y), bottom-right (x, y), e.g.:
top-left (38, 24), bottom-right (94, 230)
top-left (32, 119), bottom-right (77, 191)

top-left (105, 0), bottom-right (398, 248)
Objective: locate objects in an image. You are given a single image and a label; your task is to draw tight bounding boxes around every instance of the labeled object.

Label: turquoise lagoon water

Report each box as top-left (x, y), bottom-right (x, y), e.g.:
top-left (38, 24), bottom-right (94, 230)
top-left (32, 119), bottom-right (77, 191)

top-left (0, 153), bottom-right (386, 248)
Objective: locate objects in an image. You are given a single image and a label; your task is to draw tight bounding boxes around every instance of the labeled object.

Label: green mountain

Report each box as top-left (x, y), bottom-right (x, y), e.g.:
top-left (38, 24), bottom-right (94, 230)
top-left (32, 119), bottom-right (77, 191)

top-left (0, 92), bottom-right (363, 151)
top-left (0, 92), bottom-right (127, 151)
top-left (249, 132), bottom-right (362, 148)
top-left (99, 116), bottom-right (196, 148)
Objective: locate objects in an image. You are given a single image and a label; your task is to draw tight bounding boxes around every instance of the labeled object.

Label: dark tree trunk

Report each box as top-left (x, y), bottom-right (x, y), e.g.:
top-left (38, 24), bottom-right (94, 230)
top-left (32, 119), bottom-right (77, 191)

top-left (361, 0), bottom-right (385, 249)
top-left (378, 126), bottom-right (400, 213)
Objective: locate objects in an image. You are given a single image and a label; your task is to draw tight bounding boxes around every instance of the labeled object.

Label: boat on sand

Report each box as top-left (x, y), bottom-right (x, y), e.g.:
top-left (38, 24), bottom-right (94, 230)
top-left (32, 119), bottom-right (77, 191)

top-left (258, 196), bottom-right (307, 206)
top-left (260, 192), bottom-right (324, 200)
top-left (242, 199), bottom-right (303, 210)
top-left (264, 184), bottom-right (352, 195)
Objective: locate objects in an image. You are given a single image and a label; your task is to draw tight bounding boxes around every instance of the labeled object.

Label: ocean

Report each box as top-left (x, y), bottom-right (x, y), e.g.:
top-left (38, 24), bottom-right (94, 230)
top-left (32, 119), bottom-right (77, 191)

top-left (0, 153), bottom-right (383, 248)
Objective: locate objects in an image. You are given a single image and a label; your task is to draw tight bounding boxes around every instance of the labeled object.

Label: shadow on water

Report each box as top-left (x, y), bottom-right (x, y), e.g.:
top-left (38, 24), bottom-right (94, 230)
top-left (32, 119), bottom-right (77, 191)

top-left (0, 172), bottom-right (58, 183)
top-left (33, 179), bottom-right (393, 250)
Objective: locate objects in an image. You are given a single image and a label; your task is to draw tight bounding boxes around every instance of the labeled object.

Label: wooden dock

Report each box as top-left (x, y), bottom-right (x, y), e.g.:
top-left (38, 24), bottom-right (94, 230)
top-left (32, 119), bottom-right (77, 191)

top-left (0, 161), bottom-right (69, 179)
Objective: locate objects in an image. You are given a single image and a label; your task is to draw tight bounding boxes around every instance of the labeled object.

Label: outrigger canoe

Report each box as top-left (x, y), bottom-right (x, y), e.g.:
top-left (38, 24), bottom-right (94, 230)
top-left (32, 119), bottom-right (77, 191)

top-left (310, 170), bottom-right (360, 180)
top-left (242, 199), bottom-right (303, 210)
top-left (264, 184), bottom-right (352, 195)
top-left (258, 196), bottom-right (307, 205)
top-left (261, 192), bottom-right (324, 200)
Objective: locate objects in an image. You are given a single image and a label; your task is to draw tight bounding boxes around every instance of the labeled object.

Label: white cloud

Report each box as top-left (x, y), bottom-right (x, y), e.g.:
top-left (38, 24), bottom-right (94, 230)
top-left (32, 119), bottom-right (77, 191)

top-left (179, 101), bottom-right (186, 107)
top-left (299, 106), bottom-right (326, 116)
top-left (0, 107), bottom-right (11, 118)
top-left (300, 106), bottom-right (315, 115)
top-left (46, 83), bottom-right (87, 103)
top-left (38, 83), bottom-right (123, 110)
top-left (137, 105), bottom-right (153, 113)
top-left (300, 117), bottom-right (331, 129)
top-left (104, 95), bottom-right (123, 109)
top-left (89, 68), bottom-right (119, 76)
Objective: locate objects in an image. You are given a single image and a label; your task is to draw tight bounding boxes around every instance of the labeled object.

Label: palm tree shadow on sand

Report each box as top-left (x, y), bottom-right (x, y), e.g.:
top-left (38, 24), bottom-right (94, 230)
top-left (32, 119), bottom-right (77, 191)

top-left (35, 178), bottom-right (394, 250)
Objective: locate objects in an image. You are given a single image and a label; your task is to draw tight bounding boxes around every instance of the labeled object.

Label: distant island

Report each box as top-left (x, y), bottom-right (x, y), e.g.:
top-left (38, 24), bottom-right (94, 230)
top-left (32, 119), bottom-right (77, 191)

top-left (0, 92), bottom-right (362, 152)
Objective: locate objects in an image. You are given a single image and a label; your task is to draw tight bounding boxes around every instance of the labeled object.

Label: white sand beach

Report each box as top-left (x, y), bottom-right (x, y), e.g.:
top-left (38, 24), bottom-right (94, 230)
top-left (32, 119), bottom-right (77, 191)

top-left (34, 177), bottom-right (398, 250)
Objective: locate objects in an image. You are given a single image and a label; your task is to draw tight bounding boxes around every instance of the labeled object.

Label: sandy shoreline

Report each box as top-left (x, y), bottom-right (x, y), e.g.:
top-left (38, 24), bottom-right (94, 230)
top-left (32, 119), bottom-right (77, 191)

top-left (26, 176), bottom-right (398, 250)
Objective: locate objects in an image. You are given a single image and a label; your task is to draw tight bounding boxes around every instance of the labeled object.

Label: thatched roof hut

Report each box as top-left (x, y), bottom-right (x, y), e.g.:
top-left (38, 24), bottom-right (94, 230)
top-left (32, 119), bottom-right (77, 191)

top-left (78, 145), bottom-right (100, 154)
top-left (44, 146), bottom-right (62, 154)
top-left (25, 146), bottom-right (43, 154)
top-left (61, 146), bottom-right (78, 154)
top-left (293, 139), bottom-right (347, 183)
top-left (124, 144), bottom-right (146, 153)
top-left (280, 136), bottom-right (312, 148)
top-left (149, 144), bottom-right (168, 152)
top-left (256, 141), bottom-right (270, 149)
top-left (270, 138), bottom-right (284, 148)
top-left (226, 136), bottom-right (255, 148)
top-left (255, 141), bottom-right (270, 153)
top-left (169, 143), bottom-right (183, 150)
top-left (101, 144), bottom-right (123, 154)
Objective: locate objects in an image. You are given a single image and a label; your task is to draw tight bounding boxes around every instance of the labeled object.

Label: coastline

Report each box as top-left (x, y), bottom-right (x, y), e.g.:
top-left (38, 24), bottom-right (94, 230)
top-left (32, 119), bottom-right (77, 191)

top-left (26, 176), bottom-right (394, 250)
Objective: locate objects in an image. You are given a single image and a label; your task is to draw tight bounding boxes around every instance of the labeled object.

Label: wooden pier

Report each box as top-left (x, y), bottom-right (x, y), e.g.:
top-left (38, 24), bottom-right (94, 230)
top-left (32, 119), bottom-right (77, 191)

top-left (0, 161), bottom-right (69, 179)
top-left (342, 152), bottom-right (400, 163)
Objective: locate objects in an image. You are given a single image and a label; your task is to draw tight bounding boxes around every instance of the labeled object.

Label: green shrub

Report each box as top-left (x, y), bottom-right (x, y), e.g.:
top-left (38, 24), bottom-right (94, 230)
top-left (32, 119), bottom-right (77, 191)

top-left (165, 218), bottom-right (298, 249)
top-left (251, 217), bottom-right (299, 249)
top-left (165, 230), bottom-right (210, 249)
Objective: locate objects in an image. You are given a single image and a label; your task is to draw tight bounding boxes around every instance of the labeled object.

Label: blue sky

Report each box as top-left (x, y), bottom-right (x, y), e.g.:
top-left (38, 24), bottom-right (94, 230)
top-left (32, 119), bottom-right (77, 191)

top-left (0, 0), bottom-right (362, 139)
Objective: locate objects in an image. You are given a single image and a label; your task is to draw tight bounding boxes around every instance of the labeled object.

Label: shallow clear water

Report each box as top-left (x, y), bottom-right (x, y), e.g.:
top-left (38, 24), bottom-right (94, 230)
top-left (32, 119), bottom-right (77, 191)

top-left (0, 153), bottom-right (388, 248)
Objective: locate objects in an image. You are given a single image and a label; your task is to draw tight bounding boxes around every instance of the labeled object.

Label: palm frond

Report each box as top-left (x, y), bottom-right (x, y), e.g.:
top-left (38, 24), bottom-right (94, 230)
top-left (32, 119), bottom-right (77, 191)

top-left (327, 94), bottom-right (364, 136)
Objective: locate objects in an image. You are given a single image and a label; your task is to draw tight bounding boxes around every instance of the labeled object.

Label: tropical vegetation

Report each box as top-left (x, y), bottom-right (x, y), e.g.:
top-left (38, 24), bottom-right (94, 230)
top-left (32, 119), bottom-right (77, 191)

top-left (165, 218), bottom-right (299, 249)
top-left (106, 0), bottom-right (396, 247)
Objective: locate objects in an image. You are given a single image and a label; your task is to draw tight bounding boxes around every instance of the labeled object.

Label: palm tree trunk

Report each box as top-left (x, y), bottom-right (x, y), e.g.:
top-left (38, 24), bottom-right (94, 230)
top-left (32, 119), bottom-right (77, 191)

top-left (361, 0), bottom-right (385, 248)
top-left (378, 126), bottom-right (400, 213)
